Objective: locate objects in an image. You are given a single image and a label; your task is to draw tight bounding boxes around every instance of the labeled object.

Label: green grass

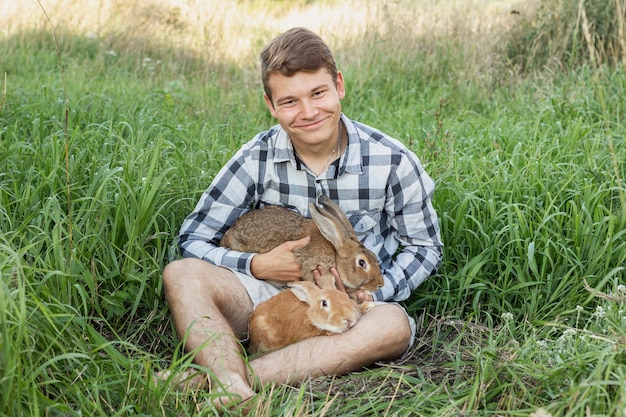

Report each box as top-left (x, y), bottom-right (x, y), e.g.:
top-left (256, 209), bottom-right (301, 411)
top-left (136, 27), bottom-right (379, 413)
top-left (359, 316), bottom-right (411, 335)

top-left (1, 0), bottom-right (626, 415)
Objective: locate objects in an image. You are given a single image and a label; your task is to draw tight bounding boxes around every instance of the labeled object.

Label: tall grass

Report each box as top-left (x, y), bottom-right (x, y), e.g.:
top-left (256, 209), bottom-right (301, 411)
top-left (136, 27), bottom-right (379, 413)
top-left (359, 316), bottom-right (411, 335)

top-left (505, 0), bottom-right (626, 72)
top-left (1, 0), bottom-right (626, 415)
top-left (421, 69), bottom-right (626, 318)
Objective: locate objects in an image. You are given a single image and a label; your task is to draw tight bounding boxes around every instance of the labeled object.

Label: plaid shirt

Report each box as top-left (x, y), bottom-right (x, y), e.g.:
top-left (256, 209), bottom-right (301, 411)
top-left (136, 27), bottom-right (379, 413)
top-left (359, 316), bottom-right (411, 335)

top-left (178, 114), bottom-right (443, 302)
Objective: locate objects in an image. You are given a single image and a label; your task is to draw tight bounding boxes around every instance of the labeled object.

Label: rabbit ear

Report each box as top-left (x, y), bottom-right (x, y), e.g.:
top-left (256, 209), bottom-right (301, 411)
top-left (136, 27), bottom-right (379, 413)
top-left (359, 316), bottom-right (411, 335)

top-left (287, 281), bottom-right (317, 304)
top-left (317, 195), bottom-right (355, 234)
top-left (309, 197), bottom-right (356, 258)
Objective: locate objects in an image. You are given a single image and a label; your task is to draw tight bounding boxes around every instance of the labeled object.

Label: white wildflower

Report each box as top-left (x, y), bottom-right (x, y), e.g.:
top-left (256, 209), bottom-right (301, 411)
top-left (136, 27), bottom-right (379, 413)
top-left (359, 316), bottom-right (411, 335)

top-left (558, 329), bottom-right (577, 345)
top-left (501, 312), bottom-right (514, 322)
top-left (562, 329), bottom-right (576, 339)
top-left (594, 306), bottom-right (606, 318)
top-left (530, 407), bottom-right (552, 417)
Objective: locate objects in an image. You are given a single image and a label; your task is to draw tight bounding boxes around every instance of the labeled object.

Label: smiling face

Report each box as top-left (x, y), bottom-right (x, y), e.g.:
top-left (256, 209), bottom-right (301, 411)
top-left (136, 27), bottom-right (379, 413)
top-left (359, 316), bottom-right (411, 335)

top-left (264, 68), bottom-right (345, 152)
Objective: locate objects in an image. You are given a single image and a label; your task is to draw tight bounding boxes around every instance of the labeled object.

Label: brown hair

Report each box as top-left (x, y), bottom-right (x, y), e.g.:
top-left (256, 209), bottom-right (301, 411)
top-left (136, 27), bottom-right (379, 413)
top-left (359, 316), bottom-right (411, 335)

top-left (260, 27), bottom-right (338, 104)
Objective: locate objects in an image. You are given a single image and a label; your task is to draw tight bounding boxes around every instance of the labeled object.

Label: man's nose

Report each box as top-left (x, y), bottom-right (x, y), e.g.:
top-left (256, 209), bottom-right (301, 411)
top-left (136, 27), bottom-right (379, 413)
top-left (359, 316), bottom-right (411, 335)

top-left (300, 99), bottom-right (318, 118)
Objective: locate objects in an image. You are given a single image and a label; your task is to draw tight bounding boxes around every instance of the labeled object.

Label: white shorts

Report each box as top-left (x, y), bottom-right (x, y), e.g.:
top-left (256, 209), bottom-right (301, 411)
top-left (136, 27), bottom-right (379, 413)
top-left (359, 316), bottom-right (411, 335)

top-left (227, 268), bottom-right (417, 350)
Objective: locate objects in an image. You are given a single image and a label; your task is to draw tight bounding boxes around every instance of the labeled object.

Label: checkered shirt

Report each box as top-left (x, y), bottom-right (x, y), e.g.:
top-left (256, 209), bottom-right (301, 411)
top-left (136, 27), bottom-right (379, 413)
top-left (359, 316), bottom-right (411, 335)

top-left (177, 114), bottom-right (443, 302)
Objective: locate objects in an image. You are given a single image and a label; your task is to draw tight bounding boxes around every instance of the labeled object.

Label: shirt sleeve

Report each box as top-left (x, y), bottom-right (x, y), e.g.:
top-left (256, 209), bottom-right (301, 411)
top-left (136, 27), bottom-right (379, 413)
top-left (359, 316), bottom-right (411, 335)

top-left (176, 142), bottom-right (262, 276)
top-left (375, 150), bottom-right (443, 302)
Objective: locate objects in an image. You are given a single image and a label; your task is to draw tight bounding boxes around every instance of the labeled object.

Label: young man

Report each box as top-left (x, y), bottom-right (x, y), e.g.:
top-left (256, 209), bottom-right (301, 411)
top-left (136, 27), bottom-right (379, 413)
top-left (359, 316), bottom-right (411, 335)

top-left (161, 27), bottom-right (443, 408)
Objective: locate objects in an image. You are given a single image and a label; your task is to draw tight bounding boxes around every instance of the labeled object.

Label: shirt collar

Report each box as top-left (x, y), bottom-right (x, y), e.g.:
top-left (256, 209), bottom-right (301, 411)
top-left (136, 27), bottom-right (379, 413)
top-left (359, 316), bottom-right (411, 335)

top-left (273, 113), bottom-right (365, 175)
top-left (274, 128), bottom-right (293, 163)
top-left (341, 114), bottom-right (364, 175)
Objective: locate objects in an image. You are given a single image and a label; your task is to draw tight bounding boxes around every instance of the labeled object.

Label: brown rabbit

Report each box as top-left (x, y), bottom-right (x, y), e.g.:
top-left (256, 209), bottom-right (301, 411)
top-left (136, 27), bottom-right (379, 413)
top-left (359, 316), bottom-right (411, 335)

top-left (220, 194), bottom-right (384, 298)
top-left (247, 275), bottom-right (374, 355)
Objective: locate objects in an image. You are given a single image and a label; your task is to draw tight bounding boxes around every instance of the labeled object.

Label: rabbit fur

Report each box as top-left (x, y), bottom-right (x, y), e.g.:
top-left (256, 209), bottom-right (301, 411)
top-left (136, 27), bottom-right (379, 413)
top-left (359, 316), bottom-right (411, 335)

top-left (247, 274), bottom-right (374, 354)
top-left (220, 195), bottom-right (384, 298)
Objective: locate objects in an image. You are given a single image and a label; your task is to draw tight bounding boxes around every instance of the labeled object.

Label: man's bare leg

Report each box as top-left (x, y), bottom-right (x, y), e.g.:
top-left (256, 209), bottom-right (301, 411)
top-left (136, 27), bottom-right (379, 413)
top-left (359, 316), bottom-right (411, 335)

top-left (160, 259), bottom-right (412, 400)
top-left (249, 303), bottom-right (412, 386)
top-left (161, 258), bottom-right (255, 407)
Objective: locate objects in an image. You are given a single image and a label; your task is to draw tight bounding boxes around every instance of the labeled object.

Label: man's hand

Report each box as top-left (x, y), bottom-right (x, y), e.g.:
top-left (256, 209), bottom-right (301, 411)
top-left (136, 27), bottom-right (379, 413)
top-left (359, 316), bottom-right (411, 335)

top-left (313, 266), bottom-right (374, 303)
top-left (313, 266), bottom-right (345, 290)
top-left (250, 236), bottom-right (310, 283)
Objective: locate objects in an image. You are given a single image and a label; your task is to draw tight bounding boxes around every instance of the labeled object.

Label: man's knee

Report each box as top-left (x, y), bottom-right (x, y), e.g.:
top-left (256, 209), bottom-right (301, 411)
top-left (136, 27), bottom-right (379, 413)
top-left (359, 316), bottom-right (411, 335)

top-left (162, 259), bottom-right (180, 288)
top-left (162, 258), bottom-right (249, 307)
top-left (372, 304), bottom-right (414, 358)
top-left (163, 258), bottom-right (188, 292)
top-left (162, 257), bottom-right (211, 296)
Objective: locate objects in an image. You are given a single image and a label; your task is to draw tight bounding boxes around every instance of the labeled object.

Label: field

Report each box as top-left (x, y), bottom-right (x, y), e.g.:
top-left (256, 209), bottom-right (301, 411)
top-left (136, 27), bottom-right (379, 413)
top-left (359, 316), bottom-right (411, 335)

top-left (1, 0), bottom-right (626, 415)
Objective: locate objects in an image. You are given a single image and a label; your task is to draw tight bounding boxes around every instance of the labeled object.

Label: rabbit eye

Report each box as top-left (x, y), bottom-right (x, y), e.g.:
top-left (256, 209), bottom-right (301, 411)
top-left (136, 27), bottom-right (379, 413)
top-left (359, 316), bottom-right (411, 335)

top-left (321, 300), bottom-right (328, 308)
top-left (358, 259), bottom-right (368, 269)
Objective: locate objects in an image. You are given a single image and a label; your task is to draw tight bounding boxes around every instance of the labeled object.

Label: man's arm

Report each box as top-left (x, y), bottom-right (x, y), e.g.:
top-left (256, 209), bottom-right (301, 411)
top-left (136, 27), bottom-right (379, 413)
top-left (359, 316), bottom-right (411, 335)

top-left (177, 145), bottom-right (261, 275)
top-left (376, 151), bottom-right (443, 302)
top-left (177, 136), bottom-right (311, 283)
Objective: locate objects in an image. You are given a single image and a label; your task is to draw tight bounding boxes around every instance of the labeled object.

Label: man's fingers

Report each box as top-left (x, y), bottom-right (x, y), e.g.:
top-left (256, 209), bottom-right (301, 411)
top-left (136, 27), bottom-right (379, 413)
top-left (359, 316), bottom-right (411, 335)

top-left (288, 236), bottom-right (311, 250)
top-left (313, 267), bottom-right (322, 282)
top-left (330, 267), bottom-right (346, 292)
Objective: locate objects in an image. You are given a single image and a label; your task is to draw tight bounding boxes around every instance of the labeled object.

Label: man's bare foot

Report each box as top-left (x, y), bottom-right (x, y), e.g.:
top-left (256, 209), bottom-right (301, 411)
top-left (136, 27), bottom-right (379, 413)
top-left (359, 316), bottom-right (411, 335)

top-left (210, 381), bottom-right (256, 414)
top-left (154, 368), bottom-right (208, 391)
top-left (154, 368), bottom-right (256, 413)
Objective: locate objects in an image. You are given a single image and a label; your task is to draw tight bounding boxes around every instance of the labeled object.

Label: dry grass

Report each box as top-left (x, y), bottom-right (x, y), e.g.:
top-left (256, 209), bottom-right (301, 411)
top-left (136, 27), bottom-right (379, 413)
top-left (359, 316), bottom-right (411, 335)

top-left (3, 0), bottom-right (532, 66)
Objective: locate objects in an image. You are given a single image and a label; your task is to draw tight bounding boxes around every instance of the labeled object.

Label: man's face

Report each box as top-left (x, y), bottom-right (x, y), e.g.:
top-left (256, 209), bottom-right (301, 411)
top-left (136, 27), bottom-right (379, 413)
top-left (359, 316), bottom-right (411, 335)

top-left (264, 68), bottom-right (345, 149)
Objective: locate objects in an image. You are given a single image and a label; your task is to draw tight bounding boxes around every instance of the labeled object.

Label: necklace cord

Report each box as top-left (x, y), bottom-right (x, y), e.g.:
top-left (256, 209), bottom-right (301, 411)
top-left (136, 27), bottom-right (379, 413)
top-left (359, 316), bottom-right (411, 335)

top-left (322, 122), bottom-right (342, 172)
top-left (290, 122), bottom-right (343, 176)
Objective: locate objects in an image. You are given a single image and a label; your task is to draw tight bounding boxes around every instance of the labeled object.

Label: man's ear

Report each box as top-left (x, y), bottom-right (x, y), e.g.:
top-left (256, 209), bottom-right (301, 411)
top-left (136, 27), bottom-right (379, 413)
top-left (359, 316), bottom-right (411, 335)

top-left (336, 71), bottom-right (346, 100)
top-left (263, 93), bottom-right (277, 118)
